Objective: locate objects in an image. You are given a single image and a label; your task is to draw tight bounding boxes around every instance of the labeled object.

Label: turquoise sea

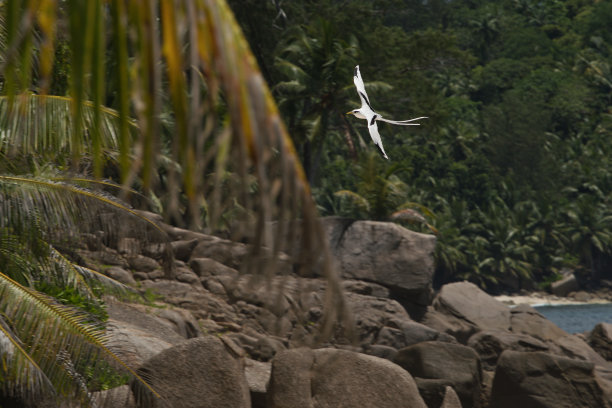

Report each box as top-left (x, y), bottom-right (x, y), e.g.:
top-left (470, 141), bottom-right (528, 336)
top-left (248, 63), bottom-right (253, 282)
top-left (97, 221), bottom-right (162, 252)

top-left (534, 303), bottom-right (612, 334)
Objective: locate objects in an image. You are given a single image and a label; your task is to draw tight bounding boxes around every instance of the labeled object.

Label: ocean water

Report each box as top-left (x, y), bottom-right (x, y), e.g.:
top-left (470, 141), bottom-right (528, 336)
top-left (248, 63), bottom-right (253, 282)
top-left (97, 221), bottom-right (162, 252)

top-left (534, 303), bottom-right (612, 334)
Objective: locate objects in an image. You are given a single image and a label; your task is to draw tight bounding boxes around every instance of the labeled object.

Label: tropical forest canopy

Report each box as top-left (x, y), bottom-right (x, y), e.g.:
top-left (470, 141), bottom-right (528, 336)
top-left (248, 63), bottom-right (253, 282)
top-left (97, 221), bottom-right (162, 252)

top-left (227, 0), bottom-right (612, 291)
top-left (0, 0), bottom-right (610, 295)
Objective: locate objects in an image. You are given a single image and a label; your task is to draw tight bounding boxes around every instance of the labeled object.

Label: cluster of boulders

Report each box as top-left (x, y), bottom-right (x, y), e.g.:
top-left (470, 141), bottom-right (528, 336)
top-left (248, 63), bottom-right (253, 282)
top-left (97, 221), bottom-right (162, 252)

top-left (69, 216), bottom-right (612, 407)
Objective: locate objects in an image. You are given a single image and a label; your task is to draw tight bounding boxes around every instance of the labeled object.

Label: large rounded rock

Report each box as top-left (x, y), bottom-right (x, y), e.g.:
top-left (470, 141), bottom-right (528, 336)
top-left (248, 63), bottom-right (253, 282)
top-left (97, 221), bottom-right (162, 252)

top-left (190, 236), bottom-right (249, 269)
top-left (170, 238), bottom-right (200, 262)
top-left (589, 323), bottom-right (612, 361)
top-left (133, 336), bottom-right (250, 408)
top-left (268, 347), bottom-right (427, 408)
top-left (329, 220), bottom-right (436, 305)
top-left (467, 329), bottom-right (549, 370)
top-left (490, 350), bottom-right (610, 408)
top-left (105, 266), bottom-right (137, 285)
top-left (510, 304), bottom-right (609, 365)
top-left (432, 282), bottom-right (511, 342)
top-left (394, 341), bottom-right (482, 408)
top-left (509, 304), bottom-right (567, 342)
top-left (550, 273), bottom-right (579, 296)
top-left (106, 319), bottom-right (176, 367)
top-left (127, 254), bottom-right (160, 272)
top-left (375, 319), bottom-right (455, 352)
top-left (421, 306), bottom-right (476, 344)
top-left (105, 302), bottom-right (188, 367)
top-left (190, 257), bottom-right (239, 278)
top-left (92, 385), bottom-right (136, 408)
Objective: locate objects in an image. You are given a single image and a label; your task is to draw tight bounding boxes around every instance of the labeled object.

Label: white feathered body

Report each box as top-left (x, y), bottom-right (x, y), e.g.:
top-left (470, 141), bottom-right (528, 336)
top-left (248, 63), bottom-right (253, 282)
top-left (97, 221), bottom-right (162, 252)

top-left (348, 65), bottom-right (426, 160)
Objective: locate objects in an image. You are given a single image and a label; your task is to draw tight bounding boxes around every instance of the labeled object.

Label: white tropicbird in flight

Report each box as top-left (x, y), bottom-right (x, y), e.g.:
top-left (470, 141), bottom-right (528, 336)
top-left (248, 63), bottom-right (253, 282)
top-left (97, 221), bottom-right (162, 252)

top-left (346, 65), bottom-right (427, 159)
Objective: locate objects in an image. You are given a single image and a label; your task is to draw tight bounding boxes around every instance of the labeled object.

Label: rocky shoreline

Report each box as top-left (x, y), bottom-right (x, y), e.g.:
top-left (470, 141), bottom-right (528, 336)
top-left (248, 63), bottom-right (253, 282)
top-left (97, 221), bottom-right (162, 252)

top-left (29, 216), bottom-right (612, 407)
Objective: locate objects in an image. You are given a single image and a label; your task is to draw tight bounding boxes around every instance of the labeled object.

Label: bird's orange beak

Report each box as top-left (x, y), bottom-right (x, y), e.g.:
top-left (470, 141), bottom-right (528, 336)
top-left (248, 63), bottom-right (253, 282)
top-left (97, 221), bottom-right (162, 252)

top-left (346, 111), bottom-right (354, 115)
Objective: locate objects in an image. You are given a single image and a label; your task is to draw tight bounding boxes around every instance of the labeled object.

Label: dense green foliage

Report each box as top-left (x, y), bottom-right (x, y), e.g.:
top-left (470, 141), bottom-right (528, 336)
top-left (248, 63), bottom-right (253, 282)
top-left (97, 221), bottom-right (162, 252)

top-left (229, 0), bottom-right (612, 291)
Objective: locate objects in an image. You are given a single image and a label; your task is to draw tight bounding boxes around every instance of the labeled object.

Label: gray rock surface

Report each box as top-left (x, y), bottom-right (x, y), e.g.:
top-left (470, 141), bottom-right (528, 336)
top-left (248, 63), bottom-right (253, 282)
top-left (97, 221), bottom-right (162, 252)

top-left (394, 341), bottom-right (482, 408)
top-left (92, 385), bottom-right (135, 408)
top-left (509, 304), bottom-right (567, 342)
top-left (589, 323), bottom-right (612, 361)
top-left (105, 302), bottom-right (188, 367)
top-left (170, 238), bottom-right (199, 262)
top-left (421, 306), bottom-right (476, 344)
top-left (331, 220), bottom-right (436, 305)
top-left (268, 347), bottom-right (428, 408)
top-left (190, 257), bottom-right (239, 278)
top-left (414, 378), bottom-right (454, 408)
top-left (105, 266), bottom-right (137, 286)
top-left (127, 254), bottom-right (160, 272)
top-left (490, 350), bottom-right (611, 408)
top-left (467, 329), bottom-right (549, 370)
top-left (134, 336), bottom-right (251, 408)
top-left (440, 386), bottom-right (463, 408)
top-left (509, 304), bottom-right (610, 366)
top-left (433, 282), bottom-right (511, 342)
top-left (106, 319), bottom-right (175, 367)
top-left (375, 318), bottom-right (455, 351)
top-left (244, 358), bottom-right (271, 408)
top-left (550, 273), bottom-right (579, 296)
top-left (190, 236), bottom-right (249, 269)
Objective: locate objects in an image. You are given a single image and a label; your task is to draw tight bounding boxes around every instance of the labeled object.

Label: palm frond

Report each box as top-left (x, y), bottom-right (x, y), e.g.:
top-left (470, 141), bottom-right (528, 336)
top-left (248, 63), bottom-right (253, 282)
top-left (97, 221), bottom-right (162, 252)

top-left (334, 189), bottom-right (371, 212)
top-left (47, 247), bottom-right (130, 297)
top-left (0, 318), bottom-right (53, 404)
top-left (274, 59), bottom-right (311, 82)
top-left (0, 94), bottom-right (138, 162)
top-left (391, 208), bottom-right (439, 234)
top-left (273, 80), bottom-right (307, 95)
top-left (0, 174), bottom-right (166, 240)
top-left (0, 271), bottom-right (159, 405)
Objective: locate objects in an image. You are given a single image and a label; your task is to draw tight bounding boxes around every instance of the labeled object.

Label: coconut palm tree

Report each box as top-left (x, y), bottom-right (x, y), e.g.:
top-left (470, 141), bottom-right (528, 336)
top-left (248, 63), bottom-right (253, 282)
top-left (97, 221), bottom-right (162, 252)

top-left (562, 186), bottom-right (612, 281)
top-left (273, 17), bottom-right (359, 184)
top-left (333, 152), bottom-right (436, 233)
top-left (1, 0), bottom-right (348, 405)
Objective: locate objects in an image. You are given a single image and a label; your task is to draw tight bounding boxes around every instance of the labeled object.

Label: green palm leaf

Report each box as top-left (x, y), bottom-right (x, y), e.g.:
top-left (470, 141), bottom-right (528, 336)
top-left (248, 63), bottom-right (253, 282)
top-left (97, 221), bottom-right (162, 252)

top-left (0, 94), bottom-right (137, 162)
top-left (335, 189), bottom-right (371, 212)
top-left (0, 174), bottom-right (165, 239)
top-left (0, 271), bottom-right (159, 405)
top-left (0, 317), bottom-right (52, 404)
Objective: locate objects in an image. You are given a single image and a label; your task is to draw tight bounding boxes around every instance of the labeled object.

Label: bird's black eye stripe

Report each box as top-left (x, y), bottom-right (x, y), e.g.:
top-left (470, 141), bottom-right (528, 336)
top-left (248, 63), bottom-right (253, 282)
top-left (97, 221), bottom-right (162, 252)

top-left (370, 115), bottom-right (377, 126)
top-left (354, 66), bottom-right (359, 77)
top-left (359, 91), bottom-right (372, 110)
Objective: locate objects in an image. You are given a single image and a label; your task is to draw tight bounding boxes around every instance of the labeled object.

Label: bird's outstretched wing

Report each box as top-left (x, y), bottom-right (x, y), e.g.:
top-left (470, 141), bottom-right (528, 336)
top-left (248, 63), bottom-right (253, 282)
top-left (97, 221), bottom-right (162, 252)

top-left (377, 116), bottom-right (428, 126)
top-left (353, 65), bottom-right (373, 110)
top-left (367, 120), bottom-right (388, 160)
